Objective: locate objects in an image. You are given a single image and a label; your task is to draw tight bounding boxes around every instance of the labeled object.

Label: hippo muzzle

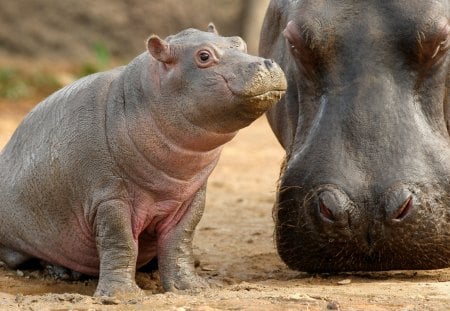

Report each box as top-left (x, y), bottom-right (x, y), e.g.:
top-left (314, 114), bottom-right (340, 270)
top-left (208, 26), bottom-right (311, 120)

top-left (277, 164), bottom-right (450, 272)
top-left (225, 58), bottom-right (287, 120)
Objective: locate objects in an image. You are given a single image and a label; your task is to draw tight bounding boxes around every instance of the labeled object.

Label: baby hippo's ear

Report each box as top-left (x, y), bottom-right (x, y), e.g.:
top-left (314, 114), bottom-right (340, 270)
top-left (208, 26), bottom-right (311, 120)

top-left (147, 35), bottom-right (173, 63)
top-left (207, 23), bottom-right (219, 35)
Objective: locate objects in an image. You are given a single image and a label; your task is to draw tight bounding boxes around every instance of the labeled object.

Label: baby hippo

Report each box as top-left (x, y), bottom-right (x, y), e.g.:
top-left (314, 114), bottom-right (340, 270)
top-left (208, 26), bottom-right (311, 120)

top-left (0, 24), bottom-right (286, 297)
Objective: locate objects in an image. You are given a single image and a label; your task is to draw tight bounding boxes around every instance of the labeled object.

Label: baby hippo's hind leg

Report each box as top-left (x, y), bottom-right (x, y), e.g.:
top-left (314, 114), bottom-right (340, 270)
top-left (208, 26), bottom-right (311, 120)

top-left (0, 245), bottom-right (32, 269)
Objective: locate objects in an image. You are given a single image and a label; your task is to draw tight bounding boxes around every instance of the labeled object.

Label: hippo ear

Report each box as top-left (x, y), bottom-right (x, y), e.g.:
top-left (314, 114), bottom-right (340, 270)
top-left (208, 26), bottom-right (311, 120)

top-left (147, 35), bottom-right (173, 63)
top-left (207, 23), bottom-right (219, 35)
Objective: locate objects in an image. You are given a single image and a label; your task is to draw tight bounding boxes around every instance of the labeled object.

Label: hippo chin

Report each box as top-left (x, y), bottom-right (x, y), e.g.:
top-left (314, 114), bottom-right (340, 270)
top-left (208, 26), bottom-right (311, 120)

top-left (260, 0), bottom-right (450, 272)
top-left (0, 25), bottom-right (286, 297)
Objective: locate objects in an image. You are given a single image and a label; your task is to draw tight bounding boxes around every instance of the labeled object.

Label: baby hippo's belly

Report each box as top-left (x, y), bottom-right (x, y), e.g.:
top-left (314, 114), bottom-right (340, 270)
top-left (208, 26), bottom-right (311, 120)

top-left (43, 199), bottom-right (181, 275)
top-left (34, 226), bottom-right (158, 276)
top-left (17, 222), bottom-right (103, 276)
top-left (13, 195), bottom-right (183, 276)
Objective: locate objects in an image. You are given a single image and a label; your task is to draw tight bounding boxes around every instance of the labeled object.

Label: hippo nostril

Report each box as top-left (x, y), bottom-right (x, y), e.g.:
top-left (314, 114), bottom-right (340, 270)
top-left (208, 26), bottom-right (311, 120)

top-left (393, 196), bottom-right (413, 221)
top-left (264, 59), bottom-right (274, 69)
top-left (315, 188), bottom-right (352, 227)
top-left (319, 198), bottom-right (335, 221)
top-left (384, 186), bottom-right (415, 223)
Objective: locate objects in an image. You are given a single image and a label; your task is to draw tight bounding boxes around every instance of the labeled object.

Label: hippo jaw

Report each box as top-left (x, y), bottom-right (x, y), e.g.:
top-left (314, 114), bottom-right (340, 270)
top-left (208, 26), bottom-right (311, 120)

top-left (233, 90), bottom-right (286, 121)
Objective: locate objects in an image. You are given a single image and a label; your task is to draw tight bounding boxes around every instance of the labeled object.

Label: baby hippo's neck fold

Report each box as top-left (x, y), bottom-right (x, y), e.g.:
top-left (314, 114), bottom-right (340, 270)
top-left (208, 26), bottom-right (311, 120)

top-left (105, 54), bottom-right (235, 197)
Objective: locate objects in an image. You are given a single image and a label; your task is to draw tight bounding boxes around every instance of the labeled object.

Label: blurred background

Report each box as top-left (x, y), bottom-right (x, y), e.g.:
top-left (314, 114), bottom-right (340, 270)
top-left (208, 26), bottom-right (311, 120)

top-left (0, 0), bottom-right (269, 60)
top-left (0, 0), bottom-right (269, 102)
top-left (0, 0), bottom-right (270, 145)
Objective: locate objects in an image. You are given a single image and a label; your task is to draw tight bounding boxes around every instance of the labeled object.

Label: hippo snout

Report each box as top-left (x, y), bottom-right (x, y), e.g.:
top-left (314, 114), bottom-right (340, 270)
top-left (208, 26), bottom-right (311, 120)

top-left (226, 58), bottom-right (287, 98)
top-left (276, 179), bottom-right (450, 272)
top-left (221, 57), bottom-right (286, 120)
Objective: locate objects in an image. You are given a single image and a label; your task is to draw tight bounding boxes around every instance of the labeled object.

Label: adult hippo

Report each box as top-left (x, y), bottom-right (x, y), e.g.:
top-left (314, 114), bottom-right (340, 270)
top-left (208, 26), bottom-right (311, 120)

top-left (260, 0), bottom-right (450, 271)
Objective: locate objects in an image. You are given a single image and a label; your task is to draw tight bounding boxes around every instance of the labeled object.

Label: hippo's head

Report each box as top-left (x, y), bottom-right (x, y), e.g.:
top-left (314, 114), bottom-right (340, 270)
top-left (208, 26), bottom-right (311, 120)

top-left (146, 24), bottom-right (286, 135)
top-left (260, 0), bottom-right (450, 271)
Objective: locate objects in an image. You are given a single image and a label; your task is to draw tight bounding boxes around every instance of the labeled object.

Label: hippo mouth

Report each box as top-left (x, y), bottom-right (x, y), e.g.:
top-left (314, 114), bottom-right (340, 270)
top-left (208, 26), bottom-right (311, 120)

top-left (245, 90), bottom-right (286, 101)
top-left (238, 90), bottom-right (285, 116)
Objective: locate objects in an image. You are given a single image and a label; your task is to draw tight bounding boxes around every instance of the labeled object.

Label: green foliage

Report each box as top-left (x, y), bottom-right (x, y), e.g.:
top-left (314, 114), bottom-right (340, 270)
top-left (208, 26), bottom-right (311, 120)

top-left (78, 41), bottom-right (112, 77)
top-left (0, 42), bottom-right (112, 101)
top-left (0, 67), bottom-right (62, 101)
top-left (93, 42), bottom-right (111, 68)
top-left (0, 68), bottom-right (30, 100)
top-left (30, 71), bottom-right (62, 95)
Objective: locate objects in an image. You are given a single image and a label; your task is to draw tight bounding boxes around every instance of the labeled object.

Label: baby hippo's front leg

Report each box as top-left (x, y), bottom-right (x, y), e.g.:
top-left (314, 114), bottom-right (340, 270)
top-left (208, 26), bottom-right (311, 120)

top-left (157, 184), bottom-right (209, 291)
top-left (94, 199), bottom-right (143, 297)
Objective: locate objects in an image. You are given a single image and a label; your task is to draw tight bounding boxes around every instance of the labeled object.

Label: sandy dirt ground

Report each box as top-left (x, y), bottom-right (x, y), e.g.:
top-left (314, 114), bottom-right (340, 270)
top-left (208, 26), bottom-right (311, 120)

top-left (0, 100), bottom-right (449, 310)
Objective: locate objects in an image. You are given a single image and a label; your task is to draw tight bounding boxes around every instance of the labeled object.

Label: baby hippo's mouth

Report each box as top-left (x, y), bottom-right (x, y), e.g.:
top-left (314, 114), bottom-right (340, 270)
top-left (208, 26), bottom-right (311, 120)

top-left (238, 89), bottom-right (286, 118)
top-left (246, 90), bottom-right (285, 101)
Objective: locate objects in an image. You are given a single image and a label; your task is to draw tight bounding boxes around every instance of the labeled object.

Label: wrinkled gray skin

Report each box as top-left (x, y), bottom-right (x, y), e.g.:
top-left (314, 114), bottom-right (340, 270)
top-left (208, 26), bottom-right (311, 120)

top-left (0, 25), bottom-right (286, 297)
top-left (260, 0), bottom-right (450, 272)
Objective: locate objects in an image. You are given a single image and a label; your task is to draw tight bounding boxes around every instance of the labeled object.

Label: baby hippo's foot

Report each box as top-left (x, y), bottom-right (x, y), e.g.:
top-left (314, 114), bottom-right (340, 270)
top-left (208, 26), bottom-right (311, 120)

top-left (162, 271), bottom-right (209, 293)
top-left (40, 261), bottom-right (83, 280)
top-left (94, 277), bottom-right (144, 298)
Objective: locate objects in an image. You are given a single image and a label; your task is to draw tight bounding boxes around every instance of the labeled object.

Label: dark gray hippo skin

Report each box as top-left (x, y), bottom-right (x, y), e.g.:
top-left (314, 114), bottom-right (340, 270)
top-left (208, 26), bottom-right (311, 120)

top-left (0, 25), bottom-right (286, 297)
top-left (260, 0), bottom-right (450, 272)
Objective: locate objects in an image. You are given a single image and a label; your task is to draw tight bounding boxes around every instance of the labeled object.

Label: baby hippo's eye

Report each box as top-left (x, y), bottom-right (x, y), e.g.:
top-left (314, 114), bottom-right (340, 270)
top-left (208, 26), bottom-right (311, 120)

top-left (196, 49), bottom-right (217, 68)
top-left (199, 52), bottom-right (210, 62)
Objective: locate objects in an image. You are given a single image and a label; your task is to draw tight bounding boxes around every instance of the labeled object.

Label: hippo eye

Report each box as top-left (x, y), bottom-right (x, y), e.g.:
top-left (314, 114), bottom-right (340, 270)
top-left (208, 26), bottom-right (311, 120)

top-left (287, 39), bottom-right (297, 52)
top-left (431, 34), bottom-right (450, 59)
top-left (284, 28), bottom-right (318, 81)
top-left (416, 22), bottom-right (450, 69)
top-left (199, 52), bottom-right (210, 62)
top-left (196, 49), bottom-right (217, 68)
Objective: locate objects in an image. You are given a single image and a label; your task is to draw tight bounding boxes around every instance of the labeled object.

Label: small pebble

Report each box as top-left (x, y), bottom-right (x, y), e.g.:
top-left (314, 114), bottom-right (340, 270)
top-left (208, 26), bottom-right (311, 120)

top-left (289, 293), bottom-right (317, 302)
top-left (15, 294), bottom-right (24, 304)
top-left (201, 266), bottom-right (216, 271)
top-left (127, 298), bottom-right (140, 304)
top-left (327, 300), bottom-right (340, 310)
top-left (16, 270), bottom-right (24, 277)
top-left (194, 258), bottom-right (201, 267)
top-left (337, 278), bottom-right (351, 285)
top-left (101, 297), bottom-right (120, 305)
